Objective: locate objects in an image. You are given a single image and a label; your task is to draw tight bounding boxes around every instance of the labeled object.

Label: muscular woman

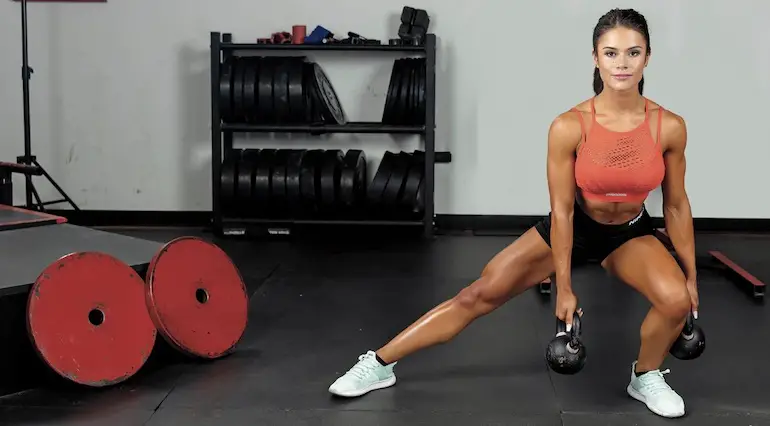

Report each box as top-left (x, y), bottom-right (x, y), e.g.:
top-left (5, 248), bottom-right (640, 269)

top-left (328, 8), bottom-right (697, 419)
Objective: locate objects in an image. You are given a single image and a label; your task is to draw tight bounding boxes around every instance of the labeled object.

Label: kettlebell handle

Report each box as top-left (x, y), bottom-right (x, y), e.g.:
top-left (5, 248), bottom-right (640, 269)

top-left (681, 311), bottom-right (695, 339)
top-left (556, 311), bottom-right (582, 347)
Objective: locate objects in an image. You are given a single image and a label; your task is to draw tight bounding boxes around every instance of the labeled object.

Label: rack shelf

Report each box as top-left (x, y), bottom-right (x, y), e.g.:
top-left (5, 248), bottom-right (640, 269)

top-left (220, 42), bottom-right (426, 53)
top-left (221, 122), bottom-right (426, 135)
top-left (210, 31), bottom-right (438, 238)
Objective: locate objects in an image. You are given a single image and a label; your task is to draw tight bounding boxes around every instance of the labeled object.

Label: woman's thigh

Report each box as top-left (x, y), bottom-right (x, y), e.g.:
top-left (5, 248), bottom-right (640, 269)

top-left (601, 235), bottom-right (690, 316)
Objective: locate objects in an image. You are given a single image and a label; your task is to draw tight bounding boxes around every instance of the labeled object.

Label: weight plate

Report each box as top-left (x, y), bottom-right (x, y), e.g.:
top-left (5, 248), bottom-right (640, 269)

top-left (418, 58), bottom-right (426, 124)
top-left (253, 148), bottom-right (276, 213)
top-left (146, 237), bottom-right (248, 359)
top-left (287, 58), bottom-right (305, 123)
top-left (312, 62), bottom-right (347, 125)
top-left (242, 57), bottom-right (259, 124)
top-left (27, 252), bottom-right (156, 387)
top-left (320, 149), bottom-right (344, 207)
top-left (304, 62), bottom-right (325, 123)
top-left (285, 149), bottom-right (306, 214)
top-left (400, 150), bottom-right (424, 212)
top-left (410, 59), bottom-right (419, 124)
top-left (396, 59), bottom-right (412, 124)
top-left (236, 149), bottom-right (259, 206)
top-left (367, 151), bottom-right (397, 206)
top-left (271, 149), bottom-right (292, 210)
top-left (382, 151), bottom-right (411, 207)
top-left (232, 56), bottom-right (246, 122)
top-left (219, 57), bottom-right (233, 123)
top-left (339, 150), bottom-right (367, 208)
top-left (273, 59), bottom-right (290, 123)
top-left (300, 149), bottom-right (324, 213)
top-left (257, 58), bottom-right (275, 123)
top-left (220, 150), bottom-right (240, 210)
top-left (382, 59), bottom-right (403, 124)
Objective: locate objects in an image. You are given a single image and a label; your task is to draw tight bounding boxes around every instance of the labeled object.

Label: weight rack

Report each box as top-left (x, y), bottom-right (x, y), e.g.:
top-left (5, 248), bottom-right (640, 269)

top-left (209, 31), bottom-right (439, 238)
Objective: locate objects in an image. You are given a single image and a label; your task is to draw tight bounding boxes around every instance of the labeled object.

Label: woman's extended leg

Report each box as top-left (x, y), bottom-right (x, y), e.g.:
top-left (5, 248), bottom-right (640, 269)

top-left (328, 226), bottom-right (555, 397)
top-left (602, 234), bottom-right (691, 418)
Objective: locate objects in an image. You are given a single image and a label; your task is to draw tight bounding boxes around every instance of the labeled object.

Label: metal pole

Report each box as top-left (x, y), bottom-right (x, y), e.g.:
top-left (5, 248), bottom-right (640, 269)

top-left (20, 0), bottom-right (34, 207)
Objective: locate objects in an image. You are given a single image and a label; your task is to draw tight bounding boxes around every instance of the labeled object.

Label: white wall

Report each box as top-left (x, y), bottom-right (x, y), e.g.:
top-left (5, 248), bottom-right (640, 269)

top-left (0, 0), bottom-right (768, 218)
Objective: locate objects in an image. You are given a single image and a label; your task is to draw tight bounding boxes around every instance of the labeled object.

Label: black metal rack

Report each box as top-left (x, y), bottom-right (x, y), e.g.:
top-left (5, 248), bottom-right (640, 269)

top-left (209, 31), bottom-right (438, 238)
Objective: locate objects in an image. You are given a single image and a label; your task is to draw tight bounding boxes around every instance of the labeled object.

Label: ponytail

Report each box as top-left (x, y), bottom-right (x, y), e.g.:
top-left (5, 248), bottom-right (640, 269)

top-left (592, 68), bottom-right (645, 95)
top-left (593, 68), bottom-right (603, 95)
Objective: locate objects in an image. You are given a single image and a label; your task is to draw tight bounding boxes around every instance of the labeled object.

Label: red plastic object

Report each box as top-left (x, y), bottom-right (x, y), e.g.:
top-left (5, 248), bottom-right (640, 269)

top-left (292, 25), bottom-right (306, 44)
top-left (145, 237), bottom-right (248, 359)
top-left (27, 252), bottom-right (156, 386)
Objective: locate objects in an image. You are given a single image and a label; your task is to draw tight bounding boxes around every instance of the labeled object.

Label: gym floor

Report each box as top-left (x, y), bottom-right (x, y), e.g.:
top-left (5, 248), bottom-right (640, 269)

top-left (0, 228), bottom-right (768, 425)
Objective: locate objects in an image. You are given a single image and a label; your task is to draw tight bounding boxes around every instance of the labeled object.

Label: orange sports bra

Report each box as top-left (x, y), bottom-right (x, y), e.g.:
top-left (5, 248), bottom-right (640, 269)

top-left (573, 97), bottom-right (665, 203)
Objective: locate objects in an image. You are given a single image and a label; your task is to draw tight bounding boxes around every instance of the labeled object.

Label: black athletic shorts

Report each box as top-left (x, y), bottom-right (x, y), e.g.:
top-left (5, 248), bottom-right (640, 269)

top-left (535, 202), bottom-right (655, 265)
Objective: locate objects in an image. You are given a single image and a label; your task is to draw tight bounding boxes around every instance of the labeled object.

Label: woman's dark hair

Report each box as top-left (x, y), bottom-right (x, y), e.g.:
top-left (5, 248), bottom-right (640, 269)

top-left (592, 8), bottom-right (650, 95)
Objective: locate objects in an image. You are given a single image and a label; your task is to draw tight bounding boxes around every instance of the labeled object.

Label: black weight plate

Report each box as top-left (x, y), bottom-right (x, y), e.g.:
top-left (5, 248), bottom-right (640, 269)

top-left (367, 151), bottom-right (397, 206)
top-left (414, 178), bottom-right (425, 216)
top-left (257, 58), bottom-right (275, 123)
top-left (312, 63), bottom-right (347, 125)
top-left (320, 149), bottom-right (344, 208)
top-left (418, 58), bottom-right (426, 124)
top-left (410, 59), bottom-right (420, 125)
top-left (339, 150), bottom-right (367, 208)
top-left (400, 150), bottom-right (424, 211)
top-left (285, 149), bottom-right (306, 214)
top-left (220, 149), bottom-right (242, 209)
top-left (287, 58), bottom-right (305, 123)
top-left (300, 149), bottom-right (325, 213)
top-left (395, 59), bottom-right (412, 124)
top-left (253, 148), bottom-right (276, 213)
top-left (382, 151), bottom-right (411, 207)
top-left (273, 59), bottom-right (290, 123)
top-left (271, 149), bottom-right (292, 210)
top-left (303, 62), bottom-right (323, 123)
top-left (382, 59), bottom-right (403, 124)
top-left (219, 57), bottom-right (233, 122)
top-left (236, 149), bottom-right (260, 207)
top-left (232, 57), bottom-right (246, 122)
top-left (242, 57), bottom-right (259, 124)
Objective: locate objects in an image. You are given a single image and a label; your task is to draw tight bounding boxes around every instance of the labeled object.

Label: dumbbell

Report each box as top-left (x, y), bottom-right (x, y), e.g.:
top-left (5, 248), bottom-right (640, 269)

top-left (545, 312), bottom-right (586, 375)
top-left (669, 312), bottom-right (705, 360)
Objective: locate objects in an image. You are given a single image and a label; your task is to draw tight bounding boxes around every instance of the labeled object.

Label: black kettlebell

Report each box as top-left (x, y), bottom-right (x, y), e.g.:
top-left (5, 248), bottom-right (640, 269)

top-left (545, 312), bottom-right (586, 375)
top-left (669, 311), bottom-right (705, 360)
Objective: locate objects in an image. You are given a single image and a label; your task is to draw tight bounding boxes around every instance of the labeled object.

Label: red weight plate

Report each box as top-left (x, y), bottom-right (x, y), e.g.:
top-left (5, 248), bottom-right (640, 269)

top-left (27, 252), bottom-right (157, 387)
top-left (145, 237), bottom-right (248, 359)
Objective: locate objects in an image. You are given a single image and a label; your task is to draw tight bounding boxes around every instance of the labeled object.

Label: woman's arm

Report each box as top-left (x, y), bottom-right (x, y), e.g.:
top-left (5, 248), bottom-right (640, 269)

top-left (546, 113), bottom-right (581, 294)
top-left (661, 112), bottom-right (696, 280)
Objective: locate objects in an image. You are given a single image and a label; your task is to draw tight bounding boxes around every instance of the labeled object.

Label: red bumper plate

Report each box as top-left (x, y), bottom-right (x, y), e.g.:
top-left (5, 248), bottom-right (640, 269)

top-left (27, 252), bottom-right (156, 386)
top-left (145, 237), bottom-right (248, 359)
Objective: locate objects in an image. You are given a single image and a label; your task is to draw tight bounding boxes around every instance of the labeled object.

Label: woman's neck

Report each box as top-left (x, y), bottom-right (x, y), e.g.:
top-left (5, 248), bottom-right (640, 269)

top-left (596, 89), bottom-right (644, 114)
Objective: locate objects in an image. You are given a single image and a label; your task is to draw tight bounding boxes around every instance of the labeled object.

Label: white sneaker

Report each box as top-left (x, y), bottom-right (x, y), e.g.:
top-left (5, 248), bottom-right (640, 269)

top-left (626, 361), bottom-right (685, 418)
top-left (328, 351), bottom-right (397, 397)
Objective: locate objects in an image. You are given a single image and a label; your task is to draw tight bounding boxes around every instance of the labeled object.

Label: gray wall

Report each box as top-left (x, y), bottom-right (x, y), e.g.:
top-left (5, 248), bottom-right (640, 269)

top-left (1, 0), bottom-right (767, 218)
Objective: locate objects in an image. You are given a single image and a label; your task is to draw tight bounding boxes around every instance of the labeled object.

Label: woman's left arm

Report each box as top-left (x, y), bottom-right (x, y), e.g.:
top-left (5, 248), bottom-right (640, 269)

top-left (661, 112), bottom-right (697, 282)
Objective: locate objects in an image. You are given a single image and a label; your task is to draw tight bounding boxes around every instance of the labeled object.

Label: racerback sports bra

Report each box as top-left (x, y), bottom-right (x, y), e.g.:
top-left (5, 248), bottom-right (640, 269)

top-left (573, 97), bottom-right (665, 203)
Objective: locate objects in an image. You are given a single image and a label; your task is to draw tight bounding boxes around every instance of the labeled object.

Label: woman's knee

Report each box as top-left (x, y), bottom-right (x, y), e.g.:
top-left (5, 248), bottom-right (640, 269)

top-left (454, 271), bottom-right (512, 315)
top-left (655, 284), bottom-right (691, 321)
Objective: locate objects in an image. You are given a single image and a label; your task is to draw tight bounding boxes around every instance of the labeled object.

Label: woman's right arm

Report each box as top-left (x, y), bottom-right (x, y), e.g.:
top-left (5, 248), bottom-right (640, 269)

top-left (546, 113), bottom-right (581, 323)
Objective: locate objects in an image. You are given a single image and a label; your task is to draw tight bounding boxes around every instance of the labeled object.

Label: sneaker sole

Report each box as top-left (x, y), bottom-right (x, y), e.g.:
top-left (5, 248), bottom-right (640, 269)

top-left (626, 384), bottom-right (685, 418)
top-left (329, 375), bottom-right (397, 398)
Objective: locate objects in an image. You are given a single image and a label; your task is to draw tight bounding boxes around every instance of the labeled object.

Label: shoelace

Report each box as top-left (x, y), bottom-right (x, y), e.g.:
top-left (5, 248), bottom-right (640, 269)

top-left (638, 369), bottom-right (673, 396)
top-left (346, 354), bottom-right (379, 380)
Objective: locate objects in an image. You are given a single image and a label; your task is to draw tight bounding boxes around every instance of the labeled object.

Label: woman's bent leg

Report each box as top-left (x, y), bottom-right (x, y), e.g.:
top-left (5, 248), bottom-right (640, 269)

top-left (328, 227), bottom-right (554, 397)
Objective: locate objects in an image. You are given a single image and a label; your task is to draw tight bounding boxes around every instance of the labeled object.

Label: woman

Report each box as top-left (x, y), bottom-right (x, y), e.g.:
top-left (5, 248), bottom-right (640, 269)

top-left (328, 8), bottom-right (697, 419)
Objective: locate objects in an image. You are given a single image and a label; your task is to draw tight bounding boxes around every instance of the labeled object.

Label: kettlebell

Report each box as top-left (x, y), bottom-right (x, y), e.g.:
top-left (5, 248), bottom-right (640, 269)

top-left (669, 311), bottom-right (705, 360)
top-left (545, 312), bottom-right (586, 375)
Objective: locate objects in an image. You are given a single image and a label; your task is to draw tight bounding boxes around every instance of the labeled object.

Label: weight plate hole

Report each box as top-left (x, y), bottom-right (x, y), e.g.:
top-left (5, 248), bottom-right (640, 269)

top-left (88, 309), bottom-right (105, 326)
top-left (196, 288), bottom-right (209, 304)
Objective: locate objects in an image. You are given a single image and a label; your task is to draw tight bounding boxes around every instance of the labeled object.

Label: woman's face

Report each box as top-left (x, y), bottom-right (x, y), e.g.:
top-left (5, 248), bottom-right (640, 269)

top-left (594, 27), bottom-right (649, 93)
